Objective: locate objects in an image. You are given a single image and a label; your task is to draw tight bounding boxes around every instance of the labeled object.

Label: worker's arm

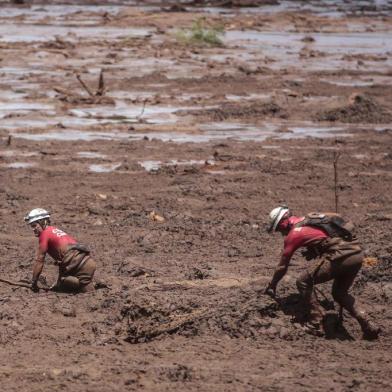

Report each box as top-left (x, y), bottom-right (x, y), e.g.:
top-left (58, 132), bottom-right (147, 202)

top-left (31, 248), bottom-right (46, 292)
top-left (265, 250), bottom-right (292, 296)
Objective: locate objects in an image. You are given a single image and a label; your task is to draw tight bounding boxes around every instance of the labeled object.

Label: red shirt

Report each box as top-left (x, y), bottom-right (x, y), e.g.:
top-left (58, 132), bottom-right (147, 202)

top-left (282, 216), bottom-right (328, 260)
top-left (39, 226), bottom-right (77, 261)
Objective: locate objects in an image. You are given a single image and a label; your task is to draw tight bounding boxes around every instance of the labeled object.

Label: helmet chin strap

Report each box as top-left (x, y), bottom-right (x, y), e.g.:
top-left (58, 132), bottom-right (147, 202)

top-left (39, 219), bottom-right (49, 230)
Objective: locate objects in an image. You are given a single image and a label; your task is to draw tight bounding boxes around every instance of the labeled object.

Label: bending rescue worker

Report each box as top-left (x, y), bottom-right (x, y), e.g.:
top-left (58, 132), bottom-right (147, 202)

top-left (25, 208), bottom-right (96, 293)
top-left (265, 206), bottom-right (380, 340)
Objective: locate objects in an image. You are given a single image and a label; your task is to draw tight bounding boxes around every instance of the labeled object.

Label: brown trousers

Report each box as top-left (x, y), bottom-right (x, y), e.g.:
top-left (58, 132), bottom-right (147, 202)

top-left (296, 252), bottom-right (373, 332)
top-left (60, 256), bottom-right (96, 292)
top-left (72, 257), bottom-right (96, 286)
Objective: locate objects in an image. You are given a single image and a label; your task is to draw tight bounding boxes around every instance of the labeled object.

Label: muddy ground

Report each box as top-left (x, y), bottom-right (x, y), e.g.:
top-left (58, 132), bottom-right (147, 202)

top-left (0, 1), bottom-right (392, 391)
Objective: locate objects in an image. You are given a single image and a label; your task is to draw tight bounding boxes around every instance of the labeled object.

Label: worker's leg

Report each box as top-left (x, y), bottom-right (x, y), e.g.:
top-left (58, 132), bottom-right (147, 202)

top-left (59, 257), bottom-right (96, 293)
top-left (296, 259), bottom-right (333, 323)
top-left (331, 253), bottom-right (380, 340)
top-left (60, 276), bottom-right (80, 291)
top-left (74, 257), bottom-right (96, 292)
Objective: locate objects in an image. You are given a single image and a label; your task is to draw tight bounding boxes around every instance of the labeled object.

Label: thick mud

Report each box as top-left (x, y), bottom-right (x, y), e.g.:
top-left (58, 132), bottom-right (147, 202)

top-left (0, 1), bottom-right (392, 391)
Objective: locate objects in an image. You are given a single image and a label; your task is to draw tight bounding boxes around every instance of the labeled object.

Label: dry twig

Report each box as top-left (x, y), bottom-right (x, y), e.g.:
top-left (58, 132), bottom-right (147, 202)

top-left (75, 73), bottom-right (95, 97)
top-left (333, 151), bottom-right (340, 213)
top-left (96, 69), bottom-right (105, 96)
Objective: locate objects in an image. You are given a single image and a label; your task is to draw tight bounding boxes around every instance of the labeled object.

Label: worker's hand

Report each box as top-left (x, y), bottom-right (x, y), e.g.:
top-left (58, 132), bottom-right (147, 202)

top-left (31, 280), bottom-right (39, 293)
top-left (264, 282), bottom-right (277, 298)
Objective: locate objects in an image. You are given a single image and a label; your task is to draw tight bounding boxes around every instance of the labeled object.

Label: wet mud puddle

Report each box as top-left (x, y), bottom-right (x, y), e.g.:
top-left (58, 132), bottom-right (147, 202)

top-left (222, 30), bottom-right (392, 71)
top-left (9, 122), bottom-right (351, 144)
top-left (0, 2), bottom-right (390, 169)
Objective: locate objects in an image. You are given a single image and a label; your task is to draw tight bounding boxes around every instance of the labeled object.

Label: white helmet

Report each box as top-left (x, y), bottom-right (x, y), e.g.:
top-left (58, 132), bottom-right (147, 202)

top-left (268, 206), bottom-right (290, 232)
top-left (24, 208), bottom-right (50, 225)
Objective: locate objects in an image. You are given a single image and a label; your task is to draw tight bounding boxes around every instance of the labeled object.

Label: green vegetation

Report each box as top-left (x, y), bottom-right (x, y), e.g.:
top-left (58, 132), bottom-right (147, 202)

top-left (175, 18), bottom-right (225, 47)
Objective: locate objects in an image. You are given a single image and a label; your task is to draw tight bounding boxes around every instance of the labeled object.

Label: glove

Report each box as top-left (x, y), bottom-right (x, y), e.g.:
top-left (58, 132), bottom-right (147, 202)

top-left (264, 283), bottom-right (276, 298)
top-left (31, 280), bottom-right (39, 293)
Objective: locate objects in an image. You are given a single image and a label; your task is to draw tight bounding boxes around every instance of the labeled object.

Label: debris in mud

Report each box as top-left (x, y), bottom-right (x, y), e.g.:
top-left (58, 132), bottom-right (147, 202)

top-left (227, 246), bottom-right (241, 257)
top-left (162, 364), bottom-right (193, 382)
top-left (237, 64), bottom-right (269, 75)
top-left (316, 94), bottom-right (392, 124)
top-left (189, 0), bottom-right (279, 6)
top-left (185, 267), bottom-right (210, 280)
top-left (355, 256), bottom-right (392, 287)
top-left (127, 267), bottom-right (153, 277)
top-left (52, 301), bottom-right (77, 318)
top-left (366, 212), bottom-right (392, 221)
top-left (162, 4), bottom-right (188, 12)
top-left (54, 69), bottom-right (115, 105)
top-left (301, 35), bottom-right (315, 42)
top-left (363, 257), bottom-right (379, 267)
top-left (191, 102), bottom-right (284, 121)
top-left (122, 305), bottom-right (204, 344)
top-left (54, 88), bottom-right (114, 106)
top-left (94, 281), bottom-right (110, 290)
top-left (149, 211), bottom-right (165, 223)
top-left (39, 36), bottom-right (75, 51)
top-left (118, 263), bottom-right (155, 278)
top-left (87, 205), bottom-right (108, 216)
top-left (97, 193), bottom-right (108, 201)
top-left (120, 291), bottom-right (306, 344)
top-left (213, 150), bottom-right (236, 161)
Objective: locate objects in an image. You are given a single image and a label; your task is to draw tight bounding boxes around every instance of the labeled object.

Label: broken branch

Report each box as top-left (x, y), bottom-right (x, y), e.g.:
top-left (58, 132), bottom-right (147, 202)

top-left (137, 99), bottom-right (147, 120)
top-left (333, 151), bottom-right (340, 213)
top-left (0, 278), bottom-right (51, 291)
top-left (96, 69), bottom-right (105, 96)
top-left (75, 73), bottom-right (94, 97)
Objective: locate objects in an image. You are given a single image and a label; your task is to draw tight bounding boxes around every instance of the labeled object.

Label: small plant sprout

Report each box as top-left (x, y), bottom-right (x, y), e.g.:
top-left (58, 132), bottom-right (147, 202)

top-left (175, 18), bottom-right (225, 47)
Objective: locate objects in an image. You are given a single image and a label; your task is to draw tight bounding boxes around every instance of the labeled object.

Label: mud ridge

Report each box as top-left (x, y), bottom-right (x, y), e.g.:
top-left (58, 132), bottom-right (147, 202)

top-left (316, 94), bottom-right (392, 124)
top-left (189, 102), bottom-right (284, 121)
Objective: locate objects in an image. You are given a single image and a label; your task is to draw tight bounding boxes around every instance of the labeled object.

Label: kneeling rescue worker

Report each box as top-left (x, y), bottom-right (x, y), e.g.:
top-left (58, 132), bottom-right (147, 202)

top-left (265, 206), bottom-right (380, 340)
top-left (25, 208), bottom-right (96, 293)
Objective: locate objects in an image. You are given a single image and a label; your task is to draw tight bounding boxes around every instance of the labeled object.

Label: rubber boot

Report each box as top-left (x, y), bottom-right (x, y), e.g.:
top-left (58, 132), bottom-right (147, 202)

top-left (298, 293), bottom-right (324, 336)
top-left (358, 317), bottom-right (381, 340)
top-left (308, 305), bottom-right (325, 334)
top-left (60, 276), bottom-right (81, 292)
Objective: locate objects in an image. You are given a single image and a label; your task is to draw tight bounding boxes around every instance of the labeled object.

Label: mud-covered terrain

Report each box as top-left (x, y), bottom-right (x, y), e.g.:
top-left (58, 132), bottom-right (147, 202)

top-left (0, 1), bottom-right (392, 391)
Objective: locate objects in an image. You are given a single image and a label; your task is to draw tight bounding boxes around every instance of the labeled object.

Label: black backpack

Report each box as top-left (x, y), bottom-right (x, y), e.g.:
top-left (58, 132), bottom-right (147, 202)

top-left (296, 212), bottom-right (355, 241)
